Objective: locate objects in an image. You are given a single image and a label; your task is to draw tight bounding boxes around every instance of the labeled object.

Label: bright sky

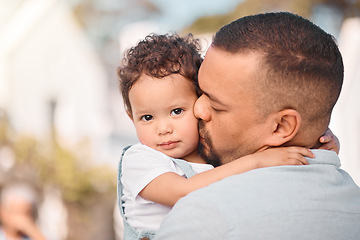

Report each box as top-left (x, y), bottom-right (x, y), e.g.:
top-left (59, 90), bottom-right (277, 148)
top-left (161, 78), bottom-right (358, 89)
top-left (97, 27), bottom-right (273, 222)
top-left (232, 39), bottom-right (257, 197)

top-left (148, 0), bottom-right (243, 30)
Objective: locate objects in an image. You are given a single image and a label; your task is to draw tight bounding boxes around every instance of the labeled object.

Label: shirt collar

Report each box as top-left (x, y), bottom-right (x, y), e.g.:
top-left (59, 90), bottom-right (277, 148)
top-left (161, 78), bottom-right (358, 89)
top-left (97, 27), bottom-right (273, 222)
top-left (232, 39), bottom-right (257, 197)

top-left (307, 149), bottom-right (340, 168)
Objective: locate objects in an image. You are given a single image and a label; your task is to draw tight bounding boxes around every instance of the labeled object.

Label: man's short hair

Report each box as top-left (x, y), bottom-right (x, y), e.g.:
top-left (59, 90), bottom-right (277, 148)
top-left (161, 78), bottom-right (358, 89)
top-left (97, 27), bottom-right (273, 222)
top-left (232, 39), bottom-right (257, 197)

top-left (212, 12), bottom-right (343, 131)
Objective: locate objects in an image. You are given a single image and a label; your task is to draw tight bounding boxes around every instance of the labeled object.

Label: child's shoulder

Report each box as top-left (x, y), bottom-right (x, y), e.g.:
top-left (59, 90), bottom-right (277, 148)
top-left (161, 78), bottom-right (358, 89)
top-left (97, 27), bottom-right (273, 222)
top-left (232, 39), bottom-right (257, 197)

top-left (121, 143), bottom-right (180, 174)
top-left (124, 143), bottom-right (170, 160)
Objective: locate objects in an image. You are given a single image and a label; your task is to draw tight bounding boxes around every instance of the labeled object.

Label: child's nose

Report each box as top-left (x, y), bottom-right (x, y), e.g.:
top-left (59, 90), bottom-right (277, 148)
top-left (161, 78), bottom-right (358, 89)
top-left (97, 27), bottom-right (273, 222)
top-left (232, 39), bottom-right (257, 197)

top-left (157, 121), bottom-right (173, 135)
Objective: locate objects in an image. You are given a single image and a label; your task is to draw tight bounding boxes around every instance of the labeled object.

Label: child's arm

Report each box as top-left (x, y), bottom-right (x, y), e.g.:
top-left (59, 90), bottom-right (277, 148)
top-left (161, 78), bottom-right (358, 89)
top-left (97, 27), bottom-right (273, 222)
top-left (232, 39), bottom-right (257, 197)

top-left (139, 147), bottom-right (313, 207)
top-left (318, 128), bottom-right (340, 154)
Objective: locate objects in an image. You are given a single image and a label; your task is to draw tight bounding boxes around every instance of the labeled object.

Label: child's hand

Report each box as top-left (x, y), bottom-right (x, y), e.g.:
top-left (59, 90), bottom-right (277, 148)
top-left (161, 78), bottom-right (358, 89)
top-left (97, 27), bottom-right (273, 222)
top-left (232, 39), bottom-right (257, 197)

top-left (318, 128), bottom-right (340, 154)
top-left (253, 147), bottom-right (314, 168)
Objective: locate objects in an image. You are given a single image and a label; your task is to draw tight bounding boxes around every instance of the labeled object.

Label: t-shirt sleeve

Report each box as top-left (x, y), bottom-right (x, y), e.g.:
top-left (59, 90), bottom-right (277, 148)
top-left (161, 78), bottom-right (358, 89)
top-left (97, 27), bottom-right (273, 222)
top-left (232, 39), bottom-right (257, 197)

top-left (121, 144), bottom-right (180, 199)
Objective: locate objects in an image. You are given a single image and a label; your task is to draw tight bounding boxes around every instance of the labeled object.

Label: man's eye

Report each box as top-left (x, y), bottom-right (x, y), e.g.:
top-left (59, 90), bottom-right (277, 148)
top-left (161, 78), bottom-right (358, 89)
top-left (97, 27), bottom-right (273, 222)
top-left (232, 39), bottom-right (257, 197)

top-left (170, 108), bottom-right (183, 116)
top-left (141, 115), bottom-right (153, 121)
top-left (211, 106), bottom-right (223, 112)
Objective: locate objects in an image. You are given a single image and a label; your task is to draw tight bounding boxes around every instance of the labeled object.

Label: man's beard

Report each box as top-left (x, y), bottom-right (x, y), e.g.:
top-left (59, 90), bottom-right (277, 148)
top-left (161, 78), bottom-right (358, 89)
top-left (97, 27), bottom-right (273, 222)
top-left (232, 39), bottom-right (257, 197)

top-left (198, 120), bottom-right (222, 167)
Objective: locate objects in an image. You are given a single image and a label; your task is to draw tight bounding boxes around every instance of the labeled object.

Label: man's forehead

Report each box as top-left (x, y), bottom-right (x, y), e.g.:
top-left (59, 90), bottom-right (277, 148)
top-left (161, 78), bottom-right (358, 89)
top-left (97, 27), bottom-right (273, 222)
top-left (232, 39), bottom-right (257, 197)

top-left (199, 46), bottom-right (262, 105)
top-left (200, 46), bottom-right (261, 84)
top-left (201, 46), bottom-right (262, 71)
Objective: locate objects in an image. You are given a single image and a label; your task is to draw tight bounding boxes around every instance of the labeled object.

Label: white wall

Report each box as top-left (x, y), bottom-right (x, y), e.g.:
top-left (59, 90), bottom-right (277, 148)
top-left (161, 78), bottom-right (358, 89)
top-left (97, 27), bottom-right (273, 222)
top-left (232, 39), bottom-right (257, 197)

top-left (330, 17), bottom-right (360, 186)
top-left (0, 0), bottom-right (110, 160)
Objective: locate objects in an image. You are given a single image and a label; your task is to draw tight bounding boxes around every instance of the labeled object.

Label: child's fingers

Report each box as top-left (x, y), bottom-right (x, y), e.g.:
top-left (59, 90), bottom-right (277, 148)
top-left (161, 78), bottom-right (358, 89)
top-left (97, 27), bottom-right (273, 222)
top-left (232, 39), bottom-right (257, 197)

top-left (282, 156), bottom-right (307, 165)
top-left (289, 153), bottom-right (309, 165)
top-left (319, 142), bottom-right (332, 150)
top-left (286, 147), bottom-right (314, 158)
top-left (319, 134), bottom-right (331, 143)
top-left (318, 138), bottom-right (340, 154)
top-left (267, 147), bottom-right (312, 166)
top-left (321, 144), bottom-right (339, 154)
top-left (282, 147), bottom-right (313, 165)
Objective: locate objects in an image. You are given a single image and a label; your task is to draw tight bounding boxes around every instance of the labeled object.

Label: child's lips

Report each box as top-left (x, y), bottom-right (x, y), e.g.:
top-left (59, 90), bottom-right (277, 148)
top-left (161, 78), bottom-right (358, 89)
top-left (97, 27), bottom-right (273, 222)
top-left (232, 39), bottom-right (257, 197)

top-left (159, 141), bottom-right (179, 150)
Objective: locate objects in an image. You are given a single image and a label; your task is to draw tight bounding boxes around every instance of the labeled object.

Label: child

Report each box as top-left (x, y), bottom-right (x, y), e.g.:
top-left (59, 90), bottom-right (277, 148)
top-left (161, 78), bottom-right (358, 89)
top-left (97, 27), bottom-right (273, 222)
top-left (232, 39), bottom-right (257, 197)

top-left (117, 33), bottom-right (337, 240)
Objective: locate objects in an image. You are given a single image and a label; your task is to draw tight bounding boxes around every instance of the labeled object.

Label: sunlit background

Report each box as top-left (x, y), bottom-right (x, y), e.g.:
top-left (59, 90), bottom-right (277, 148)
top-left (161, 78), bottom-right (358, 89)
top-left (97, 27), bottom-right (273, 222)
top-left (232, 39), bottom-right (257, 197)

top-left (0, 0), bottom-right (359, 239)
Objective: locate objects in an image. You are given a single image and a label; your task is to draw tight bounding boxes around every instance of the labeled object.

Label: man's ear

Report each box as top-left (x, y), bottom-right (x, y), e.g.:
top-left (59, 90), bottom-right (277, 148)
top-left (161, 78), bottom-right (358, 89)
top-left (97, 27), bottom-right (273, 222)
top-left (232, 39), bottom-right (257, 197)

top-left (264, 109), bottom-right (301, 146)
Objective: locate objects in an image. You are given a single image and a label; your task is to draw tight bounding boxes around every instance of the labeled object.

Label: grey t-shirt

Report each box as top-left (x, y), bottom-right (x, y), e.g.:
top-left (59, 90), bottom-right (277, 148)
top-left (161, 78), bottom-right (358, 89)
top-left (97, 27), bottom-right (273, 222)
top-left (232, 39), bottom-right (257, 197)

top-left (155, 150), bottom-right (360, 240)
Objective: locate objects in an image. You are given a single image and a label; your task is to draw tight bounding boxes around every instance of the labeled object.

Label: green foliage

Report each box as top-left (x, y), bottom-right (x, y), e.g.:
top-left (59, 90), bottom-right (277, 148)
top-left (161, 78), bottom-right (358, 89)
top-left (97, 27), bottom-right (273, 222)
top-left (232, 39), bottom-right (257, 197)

top-left (0, 115), bottom-right (116, 204)
top-left (185, 0), bottom-right (360, 34)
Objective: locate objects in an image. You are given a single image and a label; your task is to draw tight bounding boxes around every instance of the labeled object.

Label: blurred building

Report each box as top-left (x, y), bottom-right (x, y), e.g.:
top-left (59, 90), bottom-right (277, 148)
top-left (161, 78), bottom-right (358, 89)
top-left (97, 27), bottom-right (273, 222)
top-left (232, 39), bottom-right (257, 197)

top-left (0, 0), bottom-right (110, 239)
top-left (330, 17), bottom-right (360, 186)
top-left (0, 0), bottom-right (119, 165)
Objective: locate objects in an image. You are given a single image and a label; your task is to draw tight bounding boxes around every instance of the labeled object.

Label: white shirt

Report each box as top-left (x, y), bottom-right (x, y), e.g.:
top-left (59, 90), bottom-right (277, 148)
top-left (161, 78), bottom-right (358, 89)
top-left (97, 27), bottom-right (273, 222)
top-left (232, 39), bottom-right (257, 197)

top-left (121, 143), bottom-right (213, 231)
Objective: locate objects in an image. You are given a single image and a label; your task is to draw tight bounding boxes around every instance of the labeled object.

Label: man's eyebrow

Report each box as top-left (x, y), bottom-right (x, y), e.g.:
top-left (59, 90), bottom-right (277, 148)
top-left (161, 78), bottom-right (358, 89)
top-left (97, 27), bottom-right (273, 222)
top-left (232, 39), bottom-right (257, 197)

top-left (202, 91), bottom-right (224, 105)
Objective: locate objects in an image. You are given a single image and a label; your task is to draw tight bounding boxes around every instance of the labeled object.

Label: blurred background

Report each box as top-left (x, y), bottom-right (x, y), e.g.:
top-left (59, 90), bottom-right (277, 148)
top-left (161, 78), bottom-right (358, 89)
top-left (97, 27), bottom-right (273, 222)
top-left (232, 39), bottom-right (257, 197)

top-left (0, 0), bottom-right (359, 239)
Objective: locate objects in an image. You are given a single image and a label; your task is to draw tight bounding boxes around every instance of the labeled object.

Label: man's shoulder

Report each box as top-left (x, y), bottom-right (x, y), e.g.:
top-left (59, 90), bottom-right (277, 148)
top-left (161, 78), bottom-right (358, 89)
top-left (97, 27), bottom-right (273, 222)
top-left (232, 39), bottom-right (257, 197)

top-left (177, 160), bottom-right (360, 213)
top-left (177, 173), bottom-right (254, 209)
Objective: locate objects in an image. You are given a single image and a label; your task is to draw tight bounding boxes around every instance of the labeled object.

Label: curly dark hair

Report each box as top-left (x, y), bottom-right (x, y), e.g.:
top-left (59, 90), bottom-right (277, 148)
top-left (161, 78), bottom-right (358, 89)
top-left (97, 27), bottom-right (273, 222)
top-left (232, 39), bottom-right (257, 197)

top-left (117, 33), bottom-right (203, 115)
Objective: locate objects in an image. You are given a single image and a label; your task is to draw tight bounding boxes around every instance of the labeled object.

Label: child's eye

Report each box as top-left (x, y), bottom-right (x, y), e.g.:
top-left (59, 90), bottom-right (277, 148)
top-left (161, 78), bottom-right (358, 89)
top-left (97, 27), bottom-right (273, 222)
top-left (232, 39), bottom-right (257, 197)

top-left (141, 115), bottom-right (153, 121)
top-left (170, 108), bottom-right (183, 116)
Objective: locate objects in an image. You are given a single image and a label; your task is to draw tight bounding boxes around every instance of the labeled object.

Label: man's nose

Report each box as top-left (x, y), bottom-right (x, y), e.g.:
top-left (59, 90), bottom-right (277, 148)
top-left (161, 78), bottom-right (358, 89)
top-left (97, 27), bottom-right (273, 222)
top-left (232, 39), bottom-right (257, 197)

top-left (157, 120), bottom-right (173, 135)
top-left (194, 95), bottom-right (211, 122)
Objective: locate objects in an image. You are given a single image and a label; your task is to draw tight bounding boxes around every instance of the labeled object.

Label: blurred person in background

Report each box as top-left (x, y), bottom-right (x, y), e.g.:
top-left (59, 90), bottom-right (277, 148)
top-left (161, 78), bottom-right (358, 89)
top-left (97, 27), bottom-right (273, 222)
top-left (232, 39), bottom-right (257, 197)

top-left (0, 182), bottom-right (46, 240)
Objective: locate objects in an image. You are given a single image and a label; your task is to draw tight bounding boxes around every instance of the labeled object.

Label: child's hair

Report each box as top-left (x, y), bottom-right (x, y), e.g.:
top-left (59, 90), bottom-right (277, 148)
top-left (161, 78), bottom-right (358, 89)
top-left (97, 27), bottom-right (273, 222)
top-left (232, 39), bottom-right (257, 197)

top-left (117, 33), bottom-right (203, 115)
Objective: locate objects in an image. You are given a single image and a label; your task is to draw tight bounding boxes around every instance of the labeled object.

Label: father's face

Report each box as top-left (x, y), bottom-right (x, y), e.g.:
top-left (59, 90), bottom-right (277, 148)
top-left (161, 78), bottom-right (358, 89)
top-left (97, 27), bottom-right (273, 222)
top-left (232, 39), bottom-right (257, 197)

top-left (194, 46), bottom-right (269, 166)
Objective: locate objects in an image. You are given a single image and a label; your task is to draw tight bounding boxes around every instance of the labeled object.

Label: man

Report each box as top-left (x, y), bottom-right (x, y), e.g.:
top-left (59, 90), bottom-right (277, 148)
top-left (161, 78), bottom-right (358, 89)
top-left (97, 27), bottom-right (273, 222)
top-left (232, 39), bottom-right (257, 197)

top-left (155, 12), bottom-right (360, 239)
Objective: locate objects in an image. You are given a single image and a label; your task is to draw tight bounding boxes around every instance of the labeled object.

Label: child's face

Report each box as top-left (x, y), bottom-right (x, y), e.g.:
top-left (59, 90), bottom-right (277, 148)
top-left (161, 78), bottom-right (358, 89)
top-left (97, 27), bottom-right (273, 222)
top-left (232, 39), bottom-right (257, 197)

top-left (128, 74), bottom-right (199, 160)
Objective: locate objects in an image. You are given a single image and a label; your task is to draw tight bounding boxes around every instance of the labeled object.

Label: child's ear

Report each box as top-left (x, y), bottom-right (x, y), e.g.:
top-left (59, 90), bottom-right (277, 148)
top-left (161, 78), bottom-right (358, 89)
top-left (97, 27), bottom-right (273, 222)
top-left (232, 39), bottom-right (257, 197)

top-left (264, 109), bottom-right (301, 146)
top-left (126, 110), bottom-right (133, 121)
